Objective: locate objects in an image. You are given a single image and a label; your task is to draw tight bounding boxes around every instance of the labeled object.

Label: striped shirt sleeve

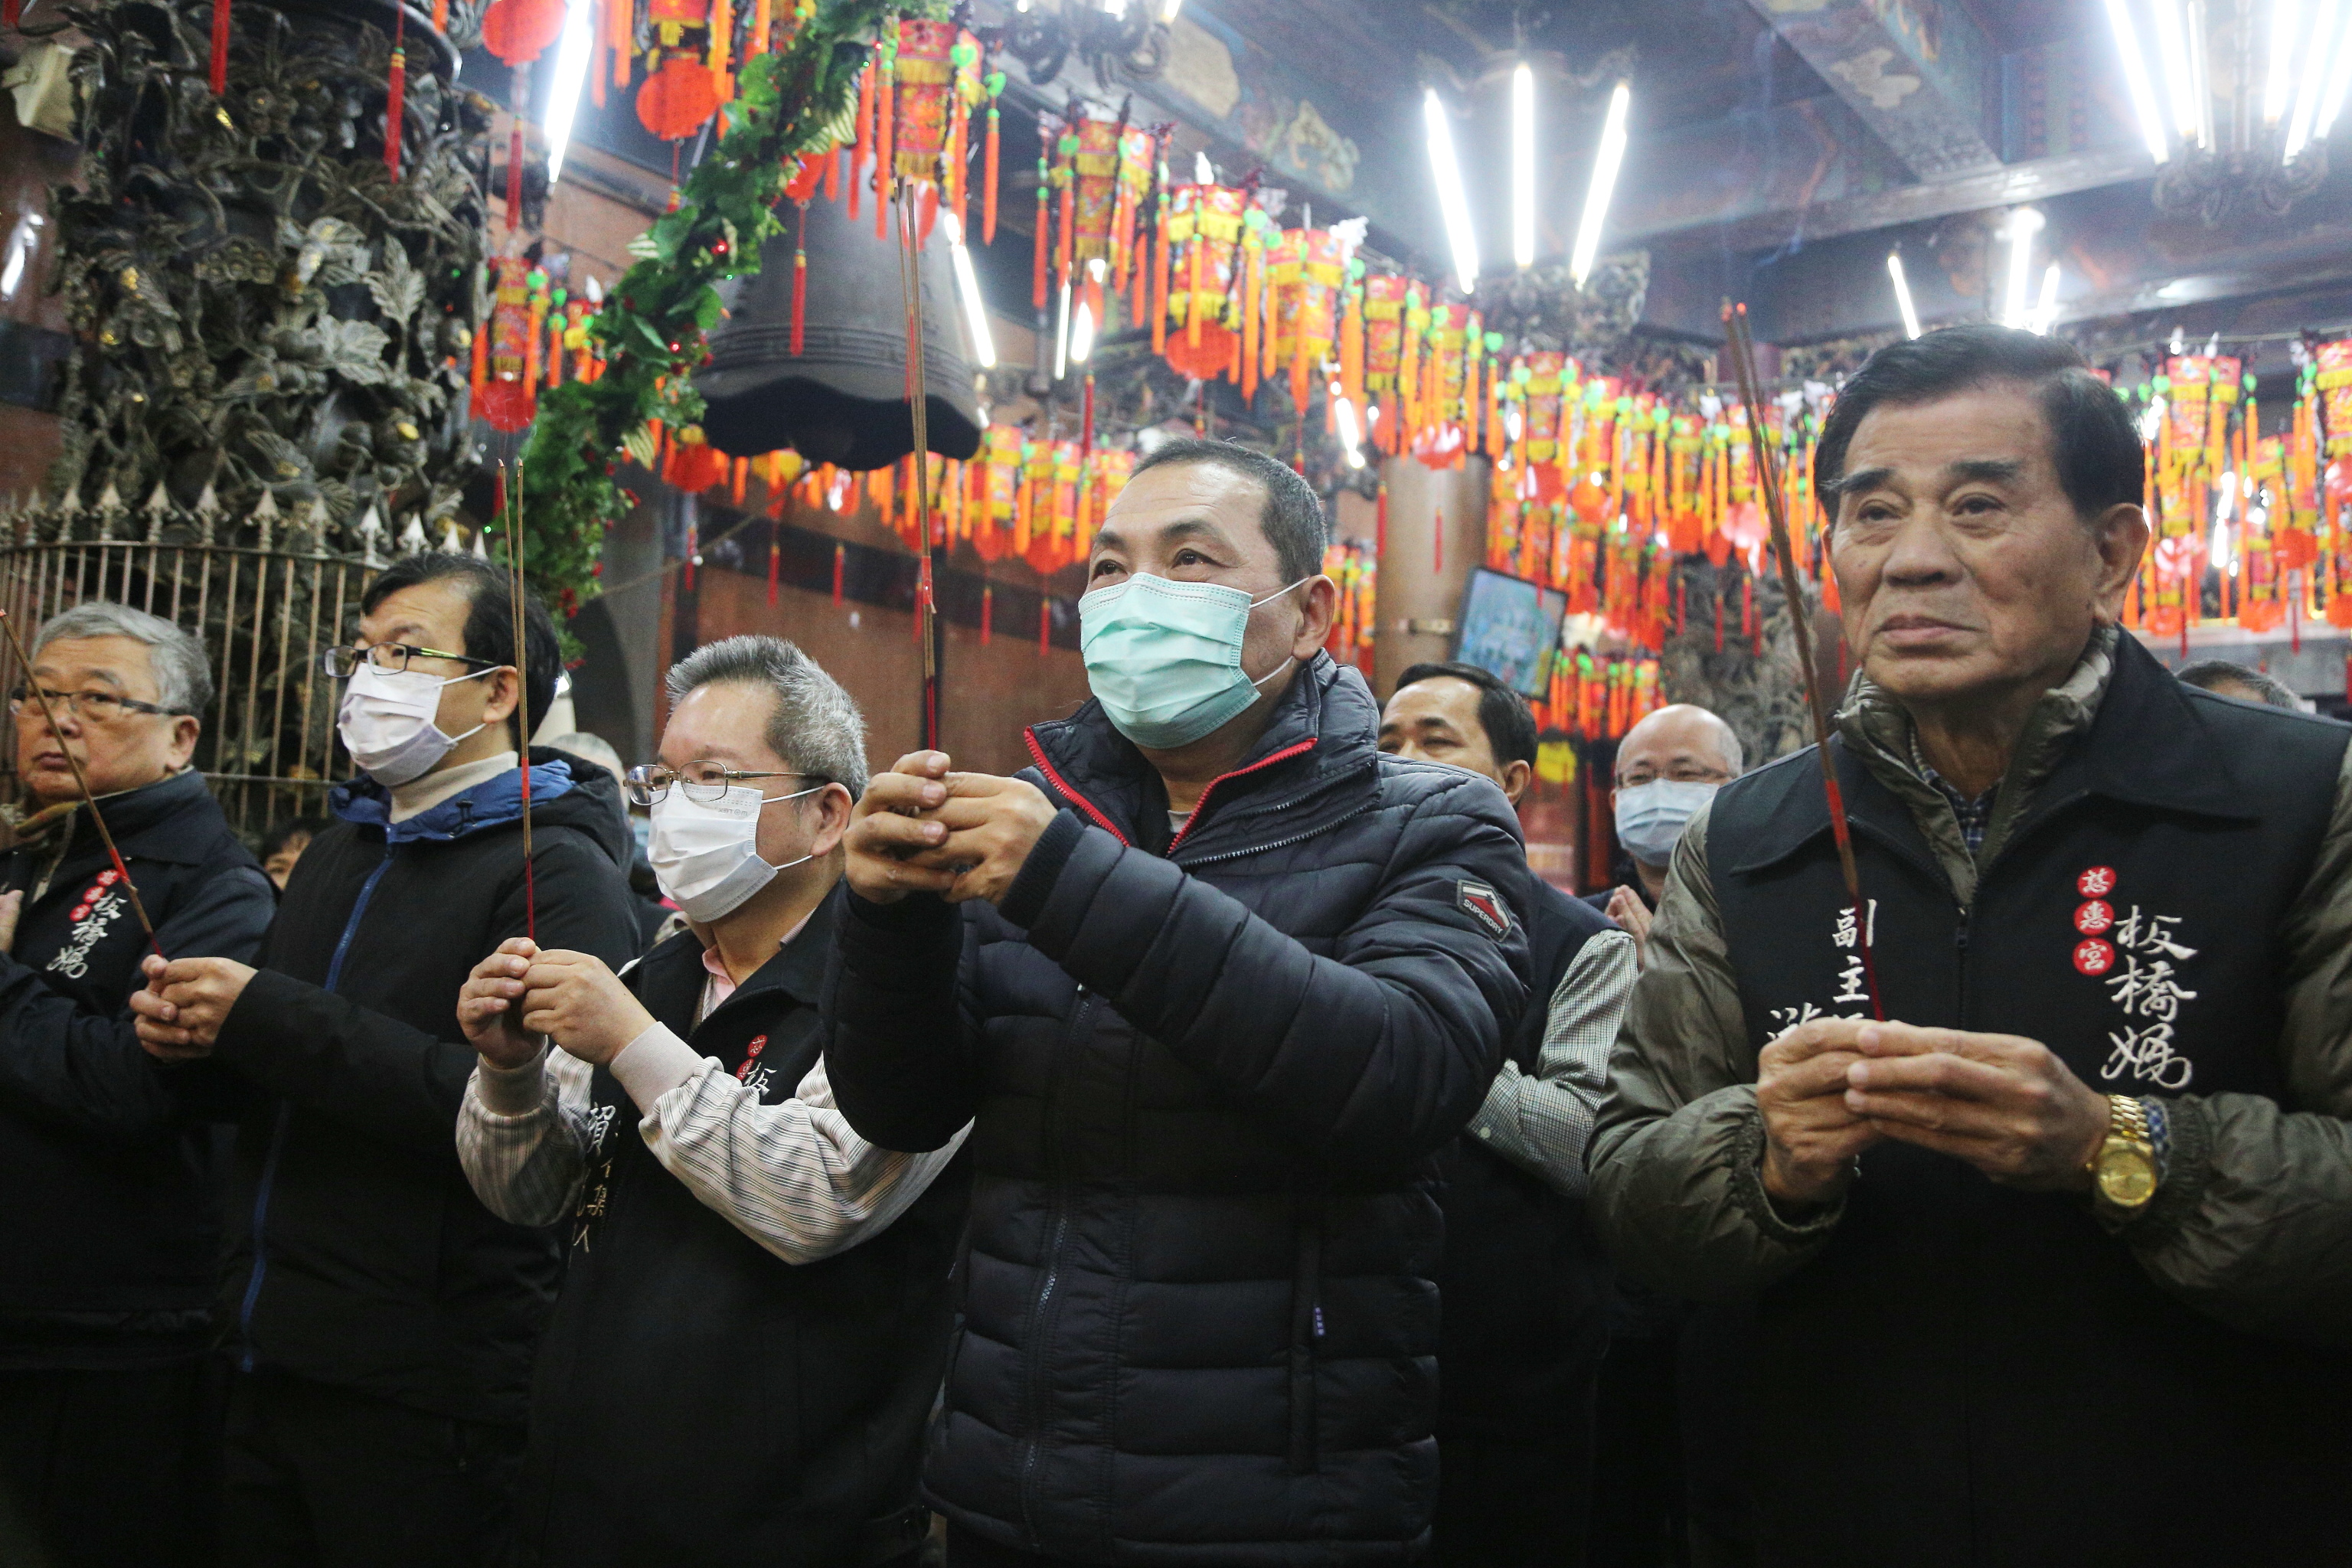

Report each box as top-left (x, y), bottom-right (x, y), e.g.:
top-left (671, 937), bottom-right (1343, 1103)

top-left (1463, 926), bottom-right (1638, 1197)
top-left (609, 1021), bottom-right (970, 1266)
top-left (456, 1045), bottom-right (599, 1227)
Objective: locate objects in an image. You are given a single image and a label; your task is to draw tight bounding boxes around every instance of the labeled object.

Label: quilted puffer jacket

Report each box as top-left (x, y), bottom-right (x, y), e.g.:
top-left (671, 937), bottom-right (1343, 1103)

top-left (824, 652), bottom-right (1532, 1566)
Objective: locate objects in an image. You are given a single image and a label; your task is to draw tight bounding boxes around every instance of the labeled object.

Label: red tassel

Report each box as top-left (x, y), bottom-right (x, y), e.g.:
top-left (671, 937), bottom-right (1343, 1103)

top-left (849, 63), bottom-right (871, 220)
top-left (684, 511), bottom-right (697, 590)
top-left (831, 541), bottom-right (844, 606)
top-left (984, 104), bottom-right (1001, 244)
top-left (767, 521), bottom-right (780, 606)
top-left (1081, 373), bottom-right (1095, 459)
top-left (982, 583), bottom-right (993, 645)
top-left (1714, 592), bottom-right (1726, 653)
top-left (1376, 482), bottom-right (1388, 557)
top-left (1675, 574), bottom-right (1687, 635)
top-left (1743, 575), bottom-right (1757, 648)
top-left (1039, 597), bottom-right (1050, 655)
top-left (874, 63), bottom-right (893, 241)
top-left (790, 203), bottom-right (808, 355)
top-left (919, 182), bottom-right (937, 247)
top-left (210, 0), bottom-right (231, 93)
top-left (1433, 508), bottom-right (1444, 574)
top-left (384, 46), bottom-right (406, 179)
top-left (5, 0), bottom-right (23, 27)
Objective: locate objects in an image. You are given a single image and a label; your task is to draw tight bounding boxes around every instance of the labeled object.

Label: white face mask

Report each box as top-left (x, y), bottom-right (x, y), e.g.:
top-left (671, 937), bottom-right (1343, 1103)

top-left (337, 662), bottom-right (494, 787)
top-left (1614, 779), bottom-right (1722, 867)
top-left (647, 780), bottom-right (824, 924)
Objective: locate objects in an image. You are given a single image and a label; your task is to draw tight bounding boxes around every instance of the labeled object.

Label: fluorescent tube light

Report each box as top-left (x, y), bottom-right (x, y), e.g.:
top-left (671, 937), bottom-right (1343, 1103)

top-left (1423, 88), bottom-right (1480, 294)
top-left (2103, 0), bottom-right (2172, 163)
top-left (2002, 208), bottom-right (2043, 329)
top-left (1570, 81), bottom-right (1631, 289)
top-left (1511, 63), bottom-right (1536, 270)
top-left (942, 213), bottom-right (995, 368)
top-left (2287, 0), bottom-right (2344, 157)
top-left (2268, 0), bottom-right (2302, 122)
top-left (1887, 251), bottom-right (1922, 339)
top-left (543, 0), bottom-right (596, 186)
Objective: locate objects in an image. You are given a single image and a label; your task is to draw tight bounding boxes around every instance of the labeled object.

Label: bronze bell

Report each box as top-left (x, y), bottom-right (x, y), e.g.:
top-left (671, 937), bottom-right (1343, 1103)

top-left (696, 196), bottom-right (985, 472)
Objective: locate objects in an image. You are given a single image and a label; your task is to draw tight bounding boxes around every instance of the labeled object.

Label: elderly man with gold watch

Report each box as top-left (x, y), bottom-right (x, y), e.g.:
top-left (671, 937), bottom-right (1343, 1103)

top-left (1587, 325), bottom-right (2352, 1568)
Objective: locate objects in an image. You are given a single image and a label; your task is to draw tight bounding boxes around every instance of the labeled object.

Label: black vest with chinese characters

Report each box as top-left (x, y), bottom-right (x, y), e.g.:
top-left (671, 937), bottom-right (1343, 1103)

top-left (513, 886), bottom-right (969, 1568)
top-left (1708, 634), bottom-right (2352, 1568)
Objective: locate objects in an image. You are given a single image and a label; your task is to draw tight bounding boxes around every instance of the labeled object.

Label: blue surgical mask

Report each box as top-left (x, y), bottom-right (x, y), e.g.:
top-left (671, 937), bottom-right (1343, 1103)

top-left (1613, 779), bottom-right (1720, 867)
top-left (1078, 573), bottom-right (1309, 750)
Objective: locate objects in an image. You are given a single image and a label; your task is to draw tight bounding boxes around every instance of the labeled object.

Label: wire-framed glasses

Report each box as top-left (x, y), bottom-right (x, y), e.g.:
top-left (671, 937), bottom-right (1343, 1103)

top-left (626, 763), bottom-right (816, 807)
top-left (318, 642), bottom-right (501, 678)
top-left (8, 685), bottom-right (183, 724)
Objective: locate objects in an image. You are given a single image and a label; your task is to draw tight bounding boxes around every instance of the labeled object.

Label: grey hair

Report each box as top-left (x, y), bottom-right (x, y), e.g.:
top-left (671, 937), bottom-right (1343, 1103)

top-left (32, 601), bottom-right (213, 715)
top-left (1709, 712), bottom-right (1746, 776)
top-left (663, 635), bottom-right (869, 798)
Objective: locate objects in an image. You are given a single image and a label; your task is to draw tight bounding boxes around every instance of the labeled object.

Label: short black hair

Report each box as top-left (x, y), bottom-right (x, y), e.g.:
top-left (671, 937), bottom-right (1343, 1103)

top-left (2177, 659), bottom-right (2300, 709)
top-left (1393, 661), bottom-right (1539, 769)
top-left (1127, 438), bottom-right (1329, 585)
top-left (361, 550), bottom-right (560, 750)
top-left (1815, 325), bottom-right (2143, 523)
top-left (260, 814), bottom-right (330, 858)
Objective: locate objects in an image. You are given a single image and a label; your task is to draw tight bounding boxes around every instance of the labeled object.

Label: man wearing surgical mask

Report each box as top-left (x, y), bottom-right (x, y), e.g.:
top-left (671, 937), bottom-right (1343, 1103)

top-left (825, 439), bottom-right (1532, 1567)
top-left (128, 551), bottom-right (639, 1567)
top-left (452, 635), bottom-right (967, 1568)
top-left (1600, 704), bottom-right (1744, 961)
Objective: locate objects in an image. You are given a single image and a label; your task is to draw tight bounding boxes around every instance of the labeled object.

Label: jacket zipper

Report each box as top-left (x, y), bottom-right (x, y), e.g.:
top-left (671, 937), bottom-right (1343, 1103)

top-left (1168, 740), bottom-right (1318, 852)
top-left (237, 848), bottom-right (395, 1370)
top-left (1018, 990), bottom-right (1098, 1549)
top-left (1023, 731), bottom-right (1130, 846)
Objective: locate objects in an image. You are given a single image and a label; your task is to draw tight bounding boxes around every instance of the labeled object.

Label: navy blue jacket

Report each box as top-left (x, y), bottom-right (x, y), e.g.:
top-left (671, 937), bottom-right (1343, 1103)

top-left (0, 769), bottom-right (274, 1364)
top-left (825, 654), bottom-right (1532, 1565)
top-left (211, 749), bottom-right (640, 1423)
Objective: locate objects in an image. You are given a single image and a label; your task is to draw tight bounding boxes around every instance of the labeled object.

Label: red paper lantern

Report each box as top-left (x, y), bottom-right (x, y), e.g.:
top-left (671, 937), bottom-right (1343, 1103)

top-left (482, 0), bottom-right (565, 64)
top-left (636, 54), bottom-right (721, 140)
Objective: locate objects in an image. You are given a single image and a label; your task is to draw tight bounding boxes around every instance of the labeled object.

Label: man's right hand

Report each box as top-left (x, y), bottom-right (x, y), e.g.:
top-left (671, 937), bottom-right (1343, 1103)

top-left (458, 938), bottom-right (544, 1070)
top-left (1604, 885), bottom-right (1652, 964)
top-left (843, 751), bottom-right (963, 906)
top-left (1756, 1016), bottom-right (1883, 1210)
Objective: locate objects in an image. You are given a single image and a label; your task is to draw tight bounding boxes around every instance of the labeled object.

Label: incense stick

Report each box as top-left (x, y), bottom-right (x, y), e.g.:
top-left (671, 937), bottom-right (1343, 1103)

top-left (0, 609), bottom-right (165, 959)
top-left (1721, 303), bottom-right (1883, 1021)
top-left (501, 462), bottom-right (537, 940)
top-left (900, 181), bottom-right (939, 748)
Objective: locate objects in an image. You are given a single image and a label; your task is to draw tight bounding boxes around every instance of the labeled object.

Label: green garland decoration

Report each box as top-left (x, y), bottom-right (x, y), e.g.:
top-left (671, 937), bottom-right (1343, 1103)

top-left (518, 0), bottom-right (945, 619)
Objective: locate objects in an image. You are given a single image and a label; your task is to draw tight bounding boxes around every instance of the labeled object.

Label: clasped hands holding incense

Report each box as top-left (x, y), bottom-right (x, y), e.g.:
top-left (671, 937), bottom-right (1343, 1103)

top-left (1756, 1017), bottom-right (2114, 1210)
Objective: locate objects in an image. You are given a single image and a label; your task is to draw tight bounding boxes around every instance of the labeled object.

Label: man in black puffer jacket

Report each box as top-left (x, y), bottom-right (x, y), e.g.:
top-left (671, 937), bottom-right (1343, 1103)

top-left (825, 440), bottom-right (1532, 1566)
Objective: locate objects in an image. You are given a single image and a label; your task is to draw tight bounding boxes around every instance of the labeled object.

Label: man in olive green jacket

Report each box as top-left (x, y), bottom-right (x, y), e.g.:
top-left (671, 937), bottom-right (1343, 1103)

top-left (1588, 325), bottom-right (2352, 1568)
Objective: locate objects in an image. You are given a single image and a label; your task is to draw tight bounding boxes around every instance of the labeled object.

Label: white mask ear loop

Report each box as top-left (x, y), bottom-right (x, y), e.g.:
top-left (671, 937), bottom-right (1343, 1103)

top-left (1241, 577), bottom-right (1316, 688)
top-left (752, 780), bottom-right (829, 874)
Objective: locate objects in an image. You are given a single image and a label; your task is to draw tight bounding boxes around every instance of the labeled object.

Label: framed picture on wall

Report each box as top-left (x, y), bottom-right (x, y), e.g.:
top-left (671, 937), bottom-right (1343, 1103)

top-left (1454, 568), bottom-right (1567, 698)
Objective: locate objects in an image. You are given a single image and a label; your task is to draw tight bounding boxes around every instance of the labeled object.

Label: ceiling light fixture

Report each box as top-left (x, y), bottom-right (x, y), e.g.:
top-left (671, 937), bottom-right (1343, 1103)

top-left (1054, 279), bottom-right (1072, 380)
top-left (542, 0), bottom-right (596, 186)
top-left (2286, 0), bottom-right (2344, 157)
top-left (1511, 63), bottom-right (1536, 270)
top-left (1423, 88), bottom-right (1480, 294)
top-left (942, 213), bottom-right (995, 368)
top-left (2316, 0), bottom-right (2352, 136)
top-left (2153, 0), bottom-right (2200, 141)
top-left (2031, 262), bottom-right (2063, 334)
top-left (2002, 207), bottom-right (2044, 329)
top-left (1570, 80), bottom-right (1632, 290)
top-left (2267, 0), bottom-right (2303, 122)
top-left (2103, 0), bottom-right (2173, 163)
top-left (1886, 251), bottom-right (1922, 339)
top-left (1334, 390), bottom-right (1366, 468)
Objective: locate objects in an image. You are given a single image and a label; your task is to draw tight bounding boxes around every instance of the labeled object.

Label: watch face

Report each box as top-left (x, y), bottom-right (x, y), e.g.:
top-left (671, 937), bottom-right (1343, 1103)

top-left (2097, 1141), bottom-right (2159, 1208)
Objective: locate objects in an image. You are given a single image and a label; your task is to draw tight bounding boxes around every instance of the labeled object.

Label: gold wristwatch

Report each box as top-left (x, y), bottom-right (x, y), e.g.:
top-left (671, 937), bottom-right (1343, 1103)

top-left (2088, 1094), bottom-right (2159, 1213)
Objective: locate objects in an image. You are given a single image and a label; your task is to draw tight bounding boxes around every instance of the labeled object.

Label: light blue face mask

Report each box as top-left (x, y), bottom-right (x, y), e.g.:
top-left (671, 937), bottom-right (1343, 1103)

top-left (1078, 572), bottom-right (1309, 750)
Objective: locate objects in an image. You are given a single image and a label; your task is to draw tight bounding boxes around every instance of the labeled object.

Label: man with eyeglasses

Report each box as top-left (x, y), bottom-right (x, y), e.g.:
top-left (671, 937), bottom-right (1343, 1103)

top-left (127, 551), bottom-right (639, 1568)
top-left (452, 635), bottom-right (968, 1568)
top-left (0, 601), bottom-right (276, 1568)
top-left (1594, 704), bottom-right (1743, 962)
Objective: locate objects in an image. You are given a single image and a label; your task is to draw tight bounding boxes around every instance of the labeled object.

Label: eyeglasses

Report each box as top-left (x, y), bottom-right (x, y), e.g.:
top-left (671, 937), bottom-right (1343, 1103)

top-left (1616, 763), bottom-right (1735, 788)
top-left (318, 642), bottom-right (501, 678)
top-left (625, 763), bottom-right (818, 807)
top-left (8, 685), bottom-right (183, 724)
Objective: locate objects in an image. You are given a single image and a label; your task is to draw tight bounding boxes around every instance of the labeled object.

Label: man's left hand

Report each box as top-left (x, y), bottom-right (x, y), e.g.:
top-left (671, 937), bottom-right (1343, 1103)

top-left (1842, 1021), bottom-right (2110, 1191)
top-left (129, 955), bottom-right (258, 1060)
top-left (517, 951), bottom-right (655, 1067)
top-left (923, 773), bottom-right (1059, 906)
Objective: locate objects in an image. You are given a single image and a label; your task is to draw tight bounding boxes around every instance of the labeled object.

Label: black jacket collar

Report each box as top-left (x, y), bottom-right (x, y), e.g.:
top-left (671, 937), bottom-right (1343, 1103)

top-left (11, 769), bottom-right (225, 868)
top-left (1023, 652), bottom-right (1383, 854)
top-left (1726, 631), bottom-right (2254, 879)
top-left (635, 880), bottom-right (844, 1038)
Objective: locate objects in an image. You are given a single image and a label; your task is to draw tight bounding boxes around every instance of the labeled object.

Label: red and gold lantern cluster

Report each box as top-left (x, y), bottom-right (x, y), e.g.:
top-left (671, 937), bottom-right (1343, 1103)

top-left (470, 261), bottom-right (612, 433)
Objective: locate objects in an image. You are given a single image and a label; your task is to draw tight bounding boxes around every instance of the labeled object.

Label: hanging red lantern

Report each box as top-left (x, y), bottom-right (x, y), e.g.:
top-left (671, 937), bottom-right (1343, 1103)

top-left (636, 52), bottom-right (722, 140)
top-left (482, 0), bottom-right (566, 62)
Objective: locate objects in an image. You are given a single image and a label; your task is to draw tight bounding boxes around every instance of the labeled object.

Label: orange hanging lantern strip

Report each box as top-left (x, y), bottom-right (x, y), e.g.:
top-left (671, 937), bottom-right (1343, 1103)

top-left (635, 51), bottom-right (721, 140)
top-left (890, 19), bottom-right (958, 188)
top-left (483, 0), bottom-right (567, 62)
